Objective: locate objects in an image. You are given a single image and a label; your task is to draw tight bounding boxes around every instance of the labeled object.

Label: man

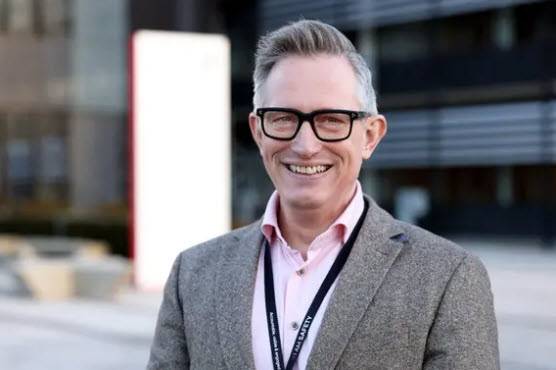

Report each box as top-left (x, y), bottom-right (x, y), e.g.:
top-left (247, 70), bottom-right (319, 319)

top-left (148, 20), bottom-right (499, 370)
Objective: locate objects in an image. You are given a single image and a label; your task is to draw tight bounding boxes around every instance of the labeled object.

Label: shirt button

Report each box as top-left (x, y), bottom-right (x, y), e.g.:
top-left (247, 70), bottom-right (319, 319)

top-left (291, 322), bottom-right (299, 330)
top-left (296, 269), bottom-right (305, 276)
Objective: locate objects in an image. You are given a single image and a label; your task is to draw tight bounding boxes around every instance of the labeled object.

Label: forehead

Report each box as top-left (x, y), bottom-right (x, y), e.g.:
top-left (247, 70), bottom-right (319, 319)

top-left (263, 54), bottom-right (360, 111)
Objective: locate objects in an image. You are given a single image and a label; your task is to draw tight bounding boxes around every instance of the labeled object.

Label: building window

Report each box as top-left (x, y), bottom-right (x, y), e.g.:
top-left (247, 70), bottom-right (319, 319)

top-left (0, 111), bottom-right (69, 203)
top-left (6, 139), bottom-right (35, 200)
top-left (1, 0), bottom-right (71, 36)
top-left (0, 0), bottom-right (9, 32)
top-left (9, 0), bottom-right (33, 34)
top-left (377, 21), bottom-right (429, 63)
top-left (43, 0), bottom-right (71, 35)
top-left (0, 113), bottom-right (7, 201)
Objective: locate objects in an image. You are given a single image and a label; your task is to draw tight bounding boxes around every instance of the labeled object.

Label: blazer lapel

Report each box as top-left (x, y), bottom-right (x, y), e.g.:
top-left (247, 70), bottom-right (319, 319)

top-left (215, 222), bottom-right (262, 370)
top-left (307, 197), bottom-right (406, 370)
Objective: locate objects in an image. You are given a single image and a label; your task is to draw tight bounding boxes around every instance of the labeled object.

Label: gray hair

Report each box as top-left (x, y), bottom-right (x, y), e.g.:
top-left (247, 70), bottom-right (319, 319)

top-left (252, 19), bottom-right (378, 114)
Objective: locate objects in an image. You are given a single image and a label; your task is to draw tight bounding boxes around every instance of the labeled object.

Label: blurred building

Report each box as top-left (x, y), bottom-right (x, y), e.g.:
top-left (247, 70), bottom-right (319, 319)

top-left (233, 0), bottom-right (556, 244)
top-left (0, 0), bottom-right (256, 255)
top-left (1, 0), bottom-right (554, 250)
top-left (0, 0), bottom-right (128, 209)
top-left (0, 0), bottom-right (131, 252)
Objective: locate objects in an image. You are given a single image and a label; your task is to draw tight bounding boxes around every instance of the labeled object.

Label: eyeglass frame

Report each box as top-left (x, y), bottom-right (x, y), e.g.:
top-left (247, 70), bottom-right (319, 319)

top-left (255, 107), bottom-right (372, 142)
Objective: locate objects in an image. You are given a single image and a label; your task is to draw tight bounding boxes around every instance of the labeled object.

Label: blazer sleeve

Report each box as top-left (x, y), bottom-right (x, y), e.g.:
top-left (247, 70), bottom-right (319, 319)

top-left (147, 253), bottom-right (190, 369)
top-left (423, 254), bottom-right (500, 370)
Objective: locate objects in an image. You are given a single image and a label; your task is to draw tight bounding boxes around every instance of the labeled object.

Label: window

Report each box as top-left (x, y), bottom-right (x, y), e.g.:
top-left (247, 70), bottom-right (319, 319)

top-left (9, 0), bottom-right (33, 33)
top-left (1, 0), bottom-right (71, 36)
top-left (44, 0), bottom-right (70, 35)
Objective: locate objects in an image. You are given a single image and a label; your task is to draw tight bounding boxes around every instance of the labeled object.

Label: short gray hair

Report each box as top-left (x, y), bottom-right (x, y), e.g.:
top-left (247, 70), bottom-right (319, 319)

top-left (253, 19), bottom-right (378, 114)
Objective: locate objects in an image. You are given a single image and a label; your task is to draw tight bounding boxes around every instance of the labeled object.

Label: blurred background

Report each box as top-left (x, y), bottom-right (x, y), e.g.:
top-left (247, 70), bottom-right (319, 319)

top-left (0, 0), bottom-right (555, 369)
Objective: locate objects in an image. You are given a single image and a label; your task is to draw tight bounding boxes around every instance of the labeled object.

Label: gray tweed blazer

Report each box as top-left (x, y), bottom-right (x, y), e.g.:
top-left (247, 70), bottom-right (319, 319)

top-left (148, 196), bottom-right (500, 369)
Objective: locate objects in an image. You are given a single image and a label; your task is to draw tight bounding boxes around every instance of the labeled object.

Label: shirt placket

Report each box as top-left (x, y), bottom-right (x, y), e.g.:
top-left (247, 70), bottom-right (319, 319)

top-left (280, 250), bottom-right (310, 363)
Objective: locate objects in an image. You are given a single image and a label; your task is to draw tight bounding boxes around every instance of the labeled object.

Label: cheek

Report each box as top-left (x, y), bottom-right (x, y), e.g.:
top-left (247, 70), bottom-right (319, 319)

top-left (351, 138), bottom-right (368, 161)
top-left (339, 147), bottom-right (365, 176)
top-left (337, 141), bottom-right (363, 163)
top-left (260, 142), bottom-right (284, 163)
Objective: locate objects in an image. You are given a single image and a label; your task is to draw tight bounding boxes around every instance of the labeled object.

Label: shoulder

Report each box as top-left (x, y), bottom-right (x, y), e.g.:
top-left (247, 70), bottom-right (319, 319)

top-left (173, 220), bottom-right (261, 272)
top-left (374, 215), bottom-right (494, 318)
top-left (399, 220), bottom-right (466, 259)
top-left (363, 194), bottom-right (487, 281)
top-left (394, 220), bottom-right (489, 284)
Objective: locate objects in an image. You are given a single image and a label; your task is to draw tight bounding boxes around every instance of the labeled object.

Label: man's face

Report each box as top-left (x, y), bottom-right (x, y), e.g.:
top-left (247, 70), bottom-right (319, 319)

top-left (249, 54), bottom-right (386, 213)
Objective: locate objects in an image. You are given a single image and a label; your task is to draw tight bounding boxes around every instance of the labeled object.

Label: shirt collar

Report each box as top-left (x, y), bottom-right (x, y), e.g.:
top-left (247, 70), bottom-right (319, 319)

top-left (260, 181), bottom-right (365, 246)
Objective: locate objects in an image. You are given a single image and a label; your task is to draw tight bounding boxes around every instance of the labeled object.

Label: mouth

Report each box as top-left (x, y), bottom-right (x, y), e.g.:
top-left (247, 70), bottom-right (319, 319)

top-left (285, 164), bottom-right (332, 175)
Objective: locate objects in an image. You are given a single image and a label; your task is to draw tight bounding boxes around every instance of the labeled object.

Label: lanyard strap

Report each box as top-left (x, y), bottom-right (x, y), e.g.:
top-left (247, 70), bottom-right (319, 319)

top-left (264, 198), bottom-right (369, 370)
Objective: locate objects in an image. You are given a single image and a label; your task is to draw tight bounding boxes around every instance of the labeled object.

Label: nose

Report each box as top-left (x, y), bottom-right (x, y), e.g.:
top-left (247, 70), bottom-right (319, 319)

top-left (290, 120), bottom-right (322, 157)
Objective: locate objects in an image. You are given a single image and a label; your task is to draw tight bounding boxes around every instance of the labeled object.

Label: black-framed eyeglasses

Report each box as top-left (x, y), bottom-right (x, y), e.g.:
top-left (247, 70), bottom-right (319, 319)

top-left (256, 107), bottom-right (371, 142)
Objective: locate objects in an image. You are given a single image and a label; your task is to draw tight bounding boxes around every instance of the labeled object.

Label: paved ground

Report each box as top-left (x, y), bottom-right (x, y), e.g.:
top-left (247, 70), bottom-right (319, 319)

top-left (1, 239), bottom-right (555, 369)
top-left (0, 290), bottom-right (161, 370)
top-left (462, 239), bottom-right (556, 370)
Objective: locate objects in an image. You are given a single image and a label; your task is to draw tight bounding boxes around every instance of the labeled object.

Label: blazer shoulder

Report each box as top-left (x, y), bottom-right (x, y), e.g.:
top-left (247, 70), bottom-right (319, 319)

top-left (394, 220), bottom-right (486, 274)
top-left (363, 194), bottom-right (484, 273)
top-left (387, 220), bottom-right (494, 321)
top-left (175, 220), bottom-right (261, 269)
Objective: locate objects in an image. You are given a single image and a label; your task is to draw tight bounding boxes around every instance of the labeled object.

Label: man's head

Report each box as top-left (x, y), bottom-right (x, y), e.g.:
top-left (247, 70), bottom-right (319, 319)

top-left (252, 20), bottom-right (377, 114)
top-left (249, 20), bottom-right (386, 215)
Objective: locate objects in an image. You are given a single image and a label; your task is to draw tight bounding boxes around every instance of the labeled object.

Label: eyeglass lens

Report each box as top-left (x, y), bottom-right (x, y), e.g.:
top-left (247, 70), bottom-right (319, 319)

top-left (263, 111), bottom-right (351, 140)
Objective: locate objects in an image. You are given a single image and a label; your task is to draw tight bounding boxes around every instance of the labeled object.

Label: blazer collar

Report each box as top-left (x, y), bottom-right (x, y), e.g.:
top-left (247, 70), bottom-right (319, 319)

top-left (215, 220), bottom-right (262, 369)
top-left (215, 195), bottom-right (407, 370)
top-left (306, 195), bottom-right (407, 369)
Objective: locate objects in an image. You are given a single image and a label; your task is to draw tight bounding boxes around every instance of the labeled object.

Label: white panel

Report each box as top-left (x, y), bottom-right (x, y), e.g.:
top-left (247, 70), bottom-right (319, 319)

top-left (132, 31), bottom-right (231, 291)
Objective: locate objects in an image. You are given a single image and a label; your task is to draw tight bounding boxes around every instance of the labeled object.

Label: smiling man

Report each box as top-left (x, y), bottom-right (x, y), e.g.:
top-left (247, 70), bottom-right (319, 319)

top-left (148, 20), bottom-right (500, 370)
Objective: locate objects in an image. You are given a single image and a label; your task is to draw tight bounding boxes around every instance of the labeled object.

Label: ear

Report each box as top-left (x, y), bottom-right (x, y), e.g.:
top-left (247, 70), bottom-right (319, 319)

top-left (249, 112), bottom-right (264, 156)
top-left (362, 114), bottom-right (387, 160)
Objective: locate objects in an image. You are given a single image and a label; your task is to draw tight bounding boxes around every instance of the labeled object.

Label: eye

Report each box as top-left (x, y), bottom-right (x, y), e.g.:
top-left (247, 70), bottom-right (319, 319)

top-left (266, 112), bottom-right (297, 125)
top-left (273, 115), bottom-right (295, 123)
top-left (316, 113), bottom-right (350, 126)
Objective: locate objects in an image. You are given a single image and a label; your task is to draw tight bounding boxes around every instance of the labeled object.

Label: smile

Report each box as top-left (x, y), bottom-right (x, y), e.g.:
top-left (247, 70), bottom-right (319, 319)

top-left (286, 164), bottom-right (331, 175)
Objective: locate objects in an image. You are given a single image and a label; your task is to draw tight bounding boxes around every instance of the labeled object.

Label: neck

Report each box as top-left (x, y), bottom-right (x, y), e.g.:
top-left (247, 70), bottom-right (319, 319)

top-left (278, 185), bottom-right (357, 259)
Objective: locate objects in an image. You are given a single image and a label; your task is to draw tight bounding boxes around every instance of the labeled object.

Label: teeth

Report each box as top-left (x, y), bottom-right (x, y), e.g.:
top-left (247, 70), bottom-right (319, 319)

top-left (288, 164), bottom-right (329, 174)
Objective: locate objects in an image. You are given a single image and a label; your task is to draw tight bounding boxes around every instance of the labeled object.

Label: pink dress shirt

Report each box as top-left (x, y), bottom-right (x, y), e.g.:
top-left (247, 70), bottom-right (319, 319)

top-left (251, 181), bottom-right (365, 370)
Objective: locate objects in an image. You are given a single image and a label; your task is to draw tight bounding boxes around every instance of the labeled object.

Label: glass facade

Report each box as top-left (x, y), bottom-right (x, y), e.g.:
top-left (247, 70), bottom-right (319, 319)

top-left (0, 0), bottom-right (127, 213)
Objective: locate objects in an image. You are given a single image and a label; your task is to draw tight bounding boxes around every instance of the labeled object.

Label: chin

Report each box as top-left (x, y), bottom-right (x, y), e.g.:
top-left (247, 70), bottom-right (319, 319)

top-left (281, 190), bottom-right (328, 210)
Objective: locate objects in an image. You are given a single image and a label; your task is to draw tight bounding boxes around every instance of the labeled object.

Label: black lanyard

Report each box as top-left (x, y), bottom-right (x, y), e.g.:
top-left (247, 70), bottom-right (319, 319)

top-left (264, 198), bottom-right (368, 370)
